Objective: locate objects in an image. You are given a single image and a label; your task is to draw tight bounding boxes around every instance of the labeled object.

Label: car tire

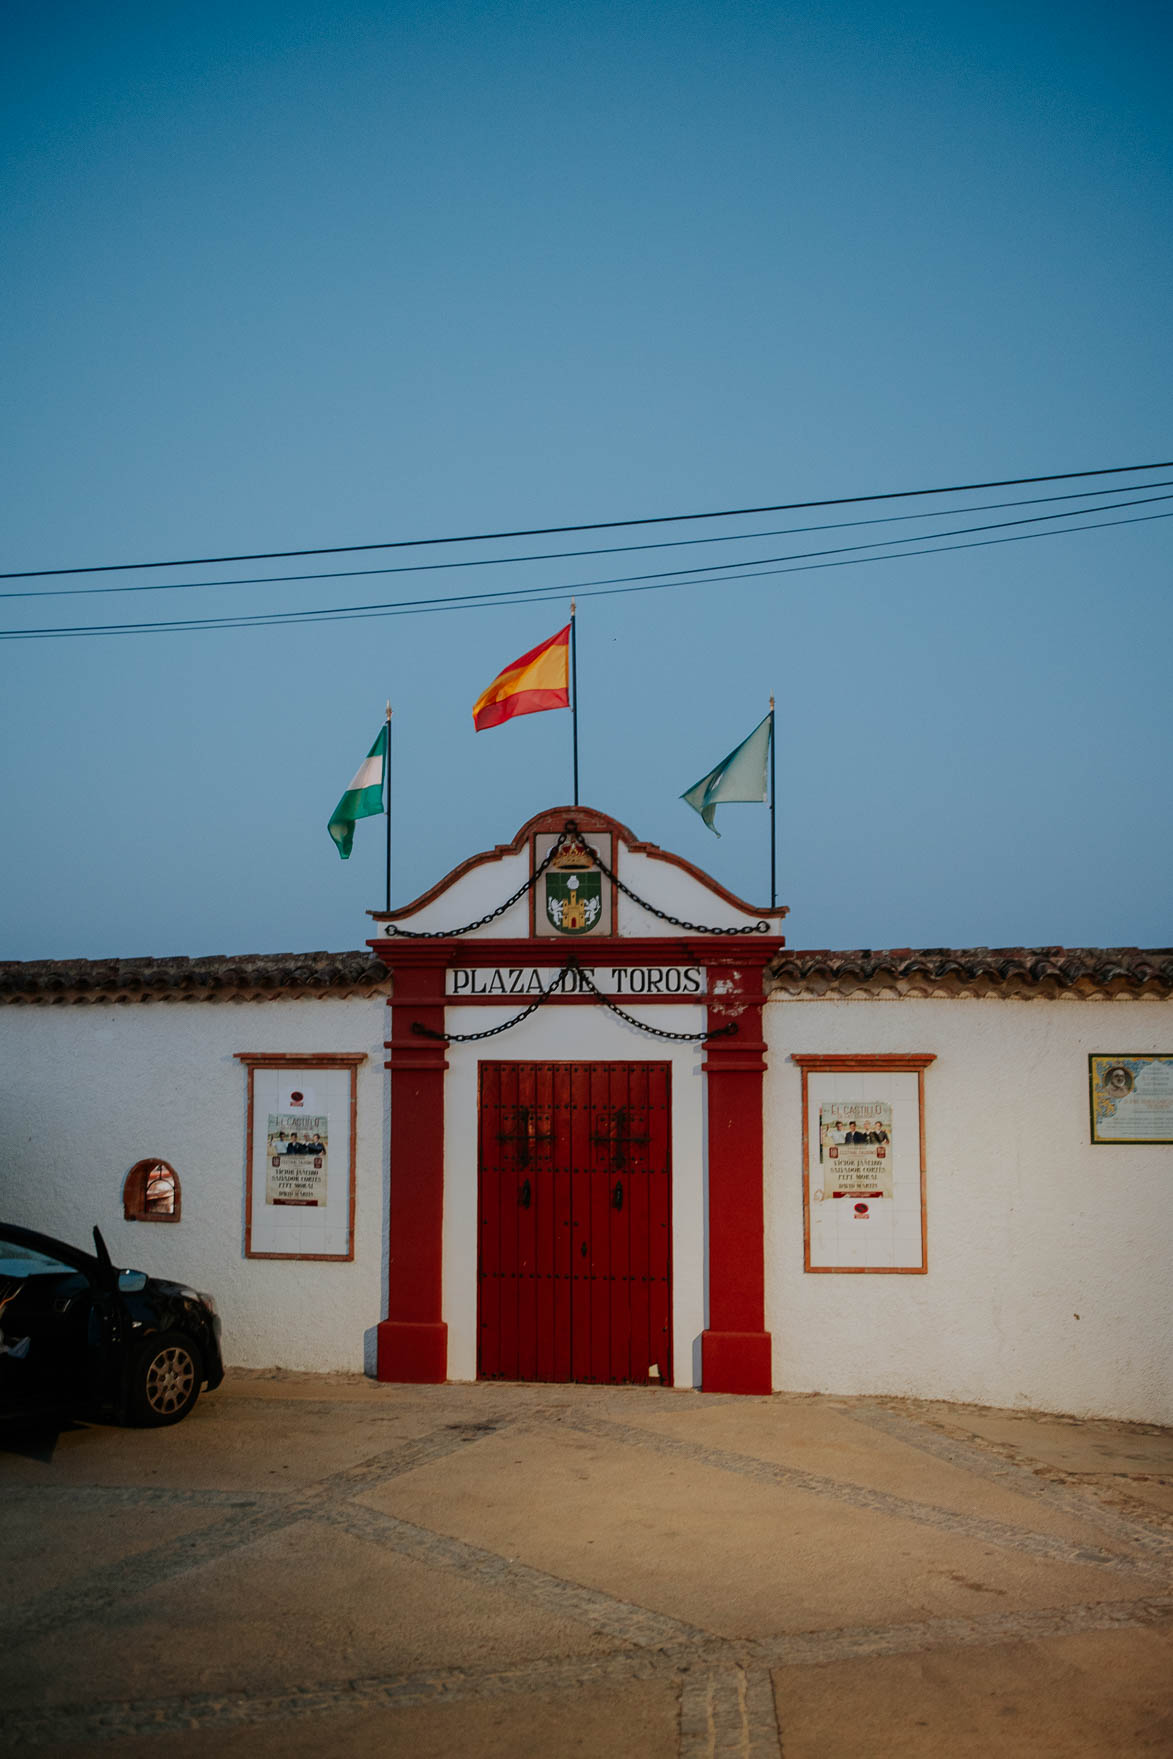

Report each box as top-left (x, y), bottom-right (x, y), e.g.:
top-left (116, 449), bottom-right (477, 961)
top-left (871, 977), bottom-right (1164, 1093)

top-left (127, 1331), bottom-right (203, 1427)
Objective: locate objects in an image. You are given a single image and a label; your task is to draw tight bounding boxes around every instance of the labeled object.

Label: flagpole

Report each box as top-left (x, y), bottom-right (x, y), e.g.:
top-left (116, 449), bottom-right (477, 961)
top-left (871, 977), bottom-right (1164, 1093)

top-left (384, 702), bottom-right (392, 914)
top-left (570, 600), bottom-right (579, 806)
top-left (769, 695), bottom-right (776, 910)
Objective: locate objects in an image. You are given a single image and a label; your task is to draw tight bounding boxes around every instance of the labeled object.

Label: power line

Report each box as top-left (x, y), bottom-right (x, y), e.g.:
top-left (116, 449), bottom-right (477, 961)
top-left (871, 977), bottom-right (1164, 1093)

top-left (2, 457), bottom-right (1170, 581)
top-left (4, 503), bottom-right (1167, 641)
top-left (4, 476), bottom-right (1169, 601)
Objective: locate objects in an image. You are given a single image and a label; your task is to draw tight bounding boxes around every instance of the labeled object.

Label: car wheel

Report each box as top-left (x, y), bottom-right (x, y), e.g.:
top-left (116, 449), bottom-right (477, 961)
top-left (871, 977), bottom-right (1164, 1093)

top-left (128, 1332), bottom-right (203, 1427)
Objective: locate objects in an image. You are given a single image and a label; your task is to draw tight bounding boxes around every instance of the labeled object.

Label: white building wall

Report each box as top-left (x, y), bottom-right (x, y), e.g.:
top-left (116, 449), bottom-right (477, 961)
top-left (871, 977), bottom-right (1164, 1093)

top-left (3, 978), bottom-right (1169, 1421)
top-left (616, 846), bottom-right (771, 935)
top-left (764, 994), bottom-right (1173, 1424)
top-left (0, 996), bottom-right (389, 1373)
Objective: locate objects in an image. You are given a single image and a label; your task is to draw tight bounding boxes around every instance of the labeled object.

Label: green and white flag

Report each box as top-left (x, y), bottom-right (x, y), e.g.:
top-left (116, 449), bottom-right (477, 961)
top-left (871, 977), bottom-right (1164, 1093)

top-left (681, 712), bottom-right (773, 835)
top-left (328, 724), bottom-right (387, 859)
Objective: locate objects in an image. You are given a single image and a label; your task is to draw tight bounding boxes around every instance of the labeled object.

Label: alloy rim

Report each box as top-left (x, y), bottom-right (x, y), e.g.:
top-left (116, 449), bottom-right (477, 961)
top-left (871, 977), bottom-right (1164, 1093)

top-left (145, 1345), bottom-right (196, 1414)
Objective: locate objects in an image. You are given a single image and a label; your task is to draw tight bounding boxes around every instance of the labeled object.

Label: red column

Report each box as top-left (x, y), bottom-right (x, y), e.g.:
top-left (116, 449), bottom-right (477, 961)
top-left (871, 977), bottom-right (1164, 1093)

top-left (375, 951), bottom-right (449, 1382)
top-left (701, 956), bottom-right (773, 1394)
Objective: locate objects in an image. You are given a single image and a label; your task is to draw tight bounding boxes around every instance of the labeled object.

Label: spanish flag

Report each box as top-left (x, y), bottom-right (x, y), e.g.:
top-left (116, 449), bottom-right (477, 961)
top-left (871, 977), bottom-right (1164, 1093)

top-left (472, 623), bottom-right (571, 731)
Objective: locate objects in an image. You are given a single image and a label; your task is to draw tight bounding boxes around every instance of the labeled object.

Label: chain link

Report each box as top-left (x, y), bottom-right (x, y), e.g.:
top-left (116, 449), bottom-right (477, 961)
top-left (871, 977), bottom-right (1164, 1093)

top-left (567, 960), bottom-right (736, 1042)
top-left (571, 829), bottom-right (772, 936)
top-left (411, 965), bottom-right (574, 1042)
top-left (377, 839), bottom-right (563, 938)
top-left (411, 958), bottom-right (736, 1045)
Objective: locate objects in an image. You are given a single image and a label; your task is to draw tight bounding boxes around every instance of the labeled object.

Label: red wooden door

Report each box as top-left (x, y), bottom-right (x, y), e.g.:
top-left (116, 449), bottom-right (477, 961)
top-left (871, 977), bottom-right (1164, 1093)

top-left (478, 1061), bottom-right (671, 1385)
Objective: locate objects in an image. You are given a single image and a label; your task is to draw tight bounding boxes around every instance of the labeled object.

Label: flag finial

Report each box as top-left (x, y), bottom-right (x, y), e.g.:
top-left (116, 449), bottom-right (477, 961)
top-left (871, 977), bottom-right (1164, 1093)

top-left (386, 701), bottom-right (392, 721)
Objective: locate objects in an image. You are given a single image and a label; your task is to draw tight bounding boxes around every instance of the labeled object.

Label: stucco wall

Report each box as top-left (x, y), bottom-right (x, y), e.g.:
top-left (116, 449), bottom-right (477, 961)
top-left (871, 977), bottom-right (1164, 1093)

top-left (0, 996), bottom-right (389, 1373)
top-left (764, 995), bottom-right (1173, 1423)
top-left (4, 981), bottom-right (1170, 1419)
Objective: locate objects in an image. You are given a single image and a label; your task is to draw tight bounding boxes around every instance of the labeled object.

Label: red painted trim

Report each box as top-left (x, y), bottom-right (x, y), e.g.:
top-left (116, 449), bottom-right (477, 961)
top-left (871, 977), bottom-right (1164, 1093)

top-left (379, 966), bottom-right (449, 1381)
top-left (376, 1320), bottom-right (449, 1383)
top-left (235, 1052), bottom-right (369, 1067)
top-left (368, 806), bottom-right (788, 926)
top-left (442, 992), bottom-right (703, 1006)
top-left (789, 1053), bottom-right (937, 1072)
top-left (701, 1330), bottom-right (772, 1395)
top-left (369, 936), bottom-right (784, 970)
top-left (699, 963), bottom-right (772, 1394)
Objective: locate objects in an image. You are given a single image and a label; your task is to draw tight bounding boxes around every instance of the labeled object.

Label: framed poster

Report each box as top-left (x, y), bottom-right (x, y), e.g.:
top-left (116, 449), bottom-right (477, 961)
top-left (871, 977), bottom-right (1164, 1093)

top-left (791, 1054), bottom-right (935, 1274)
top-left (1089, 1054), bottom-right (1173, 1144)
top-left (236, 1053), bottom-right (366, 1260)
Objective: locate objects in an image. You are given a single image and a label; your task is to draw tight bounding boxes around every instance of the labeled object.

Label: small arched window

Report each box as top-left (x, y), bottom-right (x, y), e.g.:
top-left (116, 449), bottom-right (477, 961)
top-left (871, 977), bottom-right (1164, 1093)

top-left (123, 1159), bottom-right (181, 1223)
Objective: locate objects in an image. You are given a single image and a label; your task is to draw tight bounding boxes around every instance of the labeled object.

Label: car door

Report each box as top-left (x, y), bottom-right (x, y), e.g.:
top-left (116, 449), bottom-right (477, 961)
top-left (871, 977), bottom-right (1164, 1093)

top-left (0, 1227), bottom-right (115, 1415)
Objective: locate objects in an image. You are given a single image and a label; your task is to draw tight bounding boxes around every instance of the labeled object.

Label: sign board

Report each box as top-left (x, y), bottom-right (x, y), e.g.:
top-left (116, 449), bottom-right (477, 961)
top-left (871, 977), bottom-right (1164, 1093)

top-left (446, 965), bottom-right (706, 998)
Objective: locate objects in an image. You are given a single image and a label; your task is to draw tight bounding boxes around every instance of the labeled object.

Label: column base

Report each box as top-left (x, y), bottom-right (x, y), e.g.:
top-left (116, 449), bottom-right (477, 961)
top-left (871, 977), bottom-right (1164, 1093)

top-left (701, 1329), bottom-right (773, 1395)
top-left (376, 1319), bottom-right (448, 1384)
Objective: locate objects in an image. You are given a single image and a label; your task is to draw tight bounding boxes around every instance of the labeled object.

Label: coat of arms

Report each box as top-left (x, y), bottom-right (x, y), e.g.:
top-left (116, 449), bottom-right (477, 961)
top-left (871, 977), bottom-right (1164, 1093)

top-left (544, 836), bottom-right (603, 935)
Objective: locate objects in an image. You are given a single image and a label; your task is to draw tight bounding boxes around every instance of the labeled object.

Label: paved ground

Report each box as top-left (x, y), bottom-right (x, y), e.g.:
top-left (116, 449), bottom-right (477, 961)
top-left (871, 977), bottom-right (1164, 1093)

top-left (2, 1374), bottom-right (1171, 1757)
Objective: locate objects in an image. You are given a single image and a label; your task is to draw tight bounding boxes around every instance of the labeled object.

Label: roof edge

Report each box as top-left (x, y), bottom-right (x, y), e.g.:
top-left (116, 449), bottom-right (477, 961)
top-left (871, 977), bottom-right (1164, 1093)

top-left (0, 950), bottom-right (390, 1005)
top-left (769, 947), bottom-right (1173, 999)
top-left (368, 804), bottom-right (788, 925)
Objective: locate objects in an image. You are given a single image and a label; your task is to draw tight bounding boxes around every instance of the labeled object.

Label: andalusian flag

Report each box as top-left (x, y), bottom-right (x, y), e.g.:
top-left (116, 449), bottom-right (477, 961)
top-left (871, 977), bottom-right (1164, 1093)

top-left (472, 623), bottom-right (570, 730)
top-left (681, 712), bottom-right (773, 835)
top-left (327, 724), bottom-right (387, 858)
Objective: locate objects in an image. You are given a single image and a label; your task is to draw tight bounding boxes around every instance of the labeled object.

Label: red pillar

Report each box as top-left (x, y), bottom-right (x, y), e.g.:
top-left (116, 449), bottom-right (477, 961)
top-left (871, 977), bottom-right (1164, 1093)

top-left (375, 951), bottom-right (449, 1382)
top-left (701, 955), bottom-right (773, 1394)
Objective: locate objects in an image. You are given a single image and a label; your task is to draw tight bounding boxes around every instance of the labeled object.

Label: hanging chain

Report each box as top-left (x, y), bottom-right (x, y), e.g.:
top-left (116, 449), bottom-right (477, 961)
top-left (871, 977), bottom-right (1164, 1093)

top-left (411, 966), bottom-right (574, 1043)
top-left (566, 960), bottom-right (736, 1042)
top-left (572, 828), bottom-right (772, 936)
top-left (377, 839), bottom-right (564, 938)
top-left (411, 958), bottom-right (736, 1045)
top-left (380, 820), bottom-right (774, 941)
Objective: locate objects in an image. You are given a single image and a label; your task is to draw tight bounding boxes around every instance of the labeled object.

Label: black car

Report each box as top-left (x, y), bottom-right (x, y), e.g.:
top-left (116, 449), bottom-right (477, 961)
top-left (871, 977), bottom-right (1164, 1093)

top-left (0, 1222), bottom-right (223, 1427)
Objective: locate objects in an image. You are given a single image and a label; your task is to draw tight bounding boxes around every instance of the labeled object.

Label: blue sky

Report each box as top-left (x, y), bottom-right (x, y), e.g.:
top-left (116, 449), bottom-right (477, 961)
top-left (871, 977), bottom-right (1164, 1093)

top-left (2, 0), bottom-right (1170, 960)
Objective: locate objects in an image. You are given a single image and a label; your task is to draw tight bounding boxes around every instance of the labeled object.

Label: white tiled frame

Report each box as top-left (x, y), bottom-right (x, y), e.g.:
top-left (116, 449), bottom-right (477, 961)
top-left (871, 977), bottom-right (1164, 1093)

top-left (237, 1053), bottom-right (366, 1261)
top-left (792, 1054), bottom-right (934, 1274)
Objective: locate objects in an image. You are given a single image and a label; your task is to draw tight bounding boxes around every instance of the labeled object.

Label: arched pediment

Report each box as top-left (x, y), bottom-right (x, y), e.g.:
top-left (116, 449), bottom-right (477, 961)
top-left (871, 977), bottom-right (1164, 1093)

top-left (368, 805), bottom-right (787, 943)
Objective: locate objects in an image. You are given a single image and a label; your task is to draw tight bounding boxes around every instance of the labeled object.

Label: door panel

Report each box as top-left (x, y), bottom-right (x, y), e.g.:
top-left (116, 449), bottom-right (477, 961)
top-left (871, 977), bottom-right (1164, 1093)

top-left (478, 1060), bottom-right (671, 1386)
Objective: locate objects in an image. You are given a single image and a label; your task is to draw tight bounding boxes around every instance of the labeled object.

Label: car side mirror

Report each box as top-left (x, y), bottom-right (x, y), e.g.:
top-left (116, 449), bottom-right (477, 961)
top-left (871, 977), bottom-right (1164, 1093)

top-left (117, 1270), bottom-right (148, 1293)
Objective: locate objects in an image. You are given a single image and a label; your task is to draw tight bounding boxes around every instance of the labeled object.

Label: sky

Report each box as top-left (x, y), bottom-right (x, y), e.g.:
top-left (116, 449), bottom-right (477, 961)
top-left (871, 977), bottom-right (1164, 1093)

top-left (2, 0), bottom-right (1170, 961)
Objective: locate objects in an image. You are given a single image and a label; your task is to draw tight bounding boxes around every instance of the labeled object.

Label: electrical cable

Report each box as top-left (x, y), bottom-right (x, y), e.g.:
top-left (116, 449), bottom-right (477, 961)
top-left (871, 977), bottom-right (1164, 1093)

top-left (3, 504), bottom-right (1168, 641)
top-left (3, 477), bottom-right (1169, 601)
top-left (2, 457), bottom-right (1170, 580)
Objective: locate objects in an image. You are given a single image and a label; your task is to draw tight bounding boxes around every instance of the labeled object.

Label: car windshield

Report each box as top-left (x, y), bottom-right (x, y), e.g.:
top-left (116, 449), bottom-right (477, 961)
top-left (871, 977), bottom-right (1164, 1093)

top-left (0, 1242), bottom-right (78, 1276)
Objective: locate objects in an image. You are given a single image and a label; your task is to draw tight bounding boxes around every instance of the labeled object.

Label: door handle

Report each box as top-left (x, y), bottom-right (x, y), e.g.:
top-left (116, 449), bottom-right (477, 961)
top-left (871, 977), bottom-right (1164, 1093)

top-left (612, 1180), bottom-right (624, 1210)
top-left (519, 1179), bottom-right (531, 1208)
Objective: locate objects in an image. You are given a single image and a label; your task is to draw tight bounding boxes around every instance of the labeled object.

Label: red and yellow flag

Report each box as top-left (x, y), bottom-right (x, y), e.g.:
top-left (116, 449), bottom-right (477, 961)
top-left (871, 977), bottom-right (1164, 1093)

top-left (472, 623), bottom-right (571, 731)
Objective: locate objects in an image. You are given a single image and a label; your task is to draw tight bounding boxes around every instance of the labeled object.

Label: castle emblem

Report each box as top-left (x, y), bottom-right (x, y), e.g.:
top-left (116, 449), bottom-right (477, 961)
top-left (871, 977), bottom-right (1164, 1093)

top-left (544, 836), bottom-right (603, 935)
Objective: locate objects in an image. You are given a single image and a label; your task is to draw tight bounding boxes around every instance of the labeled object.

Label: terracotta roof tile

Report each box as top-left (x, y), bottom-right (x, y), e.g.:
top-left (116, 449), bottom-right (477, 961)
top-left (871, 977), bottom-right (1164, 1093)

top-left (2, 945), bottom-right (1170, 1005)
top-left (768, 946), bottom-right (1173, 998)
top-left (0, 950), bottom-right (390, 1004)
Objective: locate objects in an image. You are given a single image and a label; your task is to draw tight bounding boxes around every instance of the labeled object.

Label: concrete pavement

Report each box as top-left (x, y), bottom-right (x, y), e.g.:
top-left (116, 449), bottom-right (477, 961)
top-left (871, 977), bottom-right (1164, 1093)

top-left (1, 1373), bottom-right (1171, 1756)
